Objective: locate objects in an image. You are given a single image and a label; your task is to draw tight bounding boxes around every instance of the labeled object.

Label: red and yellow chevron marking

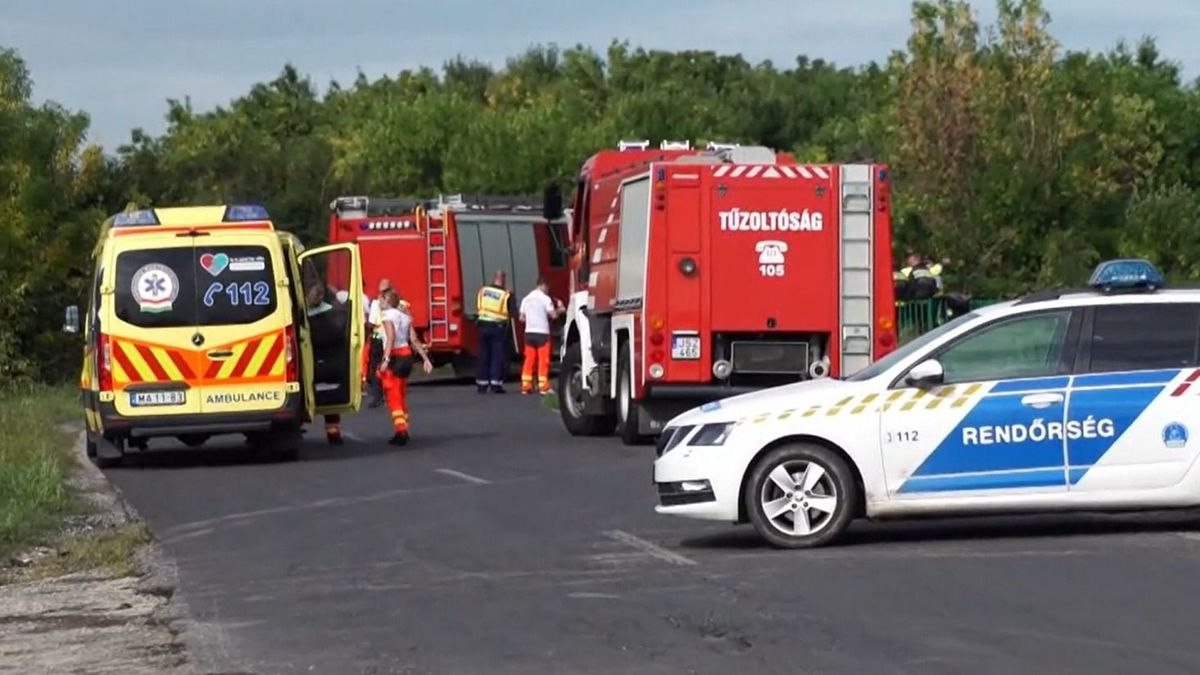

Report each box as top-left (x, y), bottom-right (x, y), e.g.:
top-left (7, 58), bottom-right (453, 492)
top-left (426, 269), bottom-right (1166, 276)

top-left (108, 330), bottom-right (286, 387)
top-left (202, 331), bottom-right (286, 383)
top-left (110, 338), bottom-right (198, 386)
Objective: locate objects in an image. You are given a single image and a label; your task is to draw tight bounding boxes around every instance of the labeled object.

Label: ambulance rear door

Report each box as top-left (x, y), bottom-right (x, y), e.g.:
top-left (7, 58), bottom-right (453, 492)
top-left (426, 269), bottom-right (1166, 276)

top-left (298, 243), bottom-right (364, 417)
top-left (107, 238), bottom-right (205, 419)
top-left (191, 234), bottom-right (295, 416)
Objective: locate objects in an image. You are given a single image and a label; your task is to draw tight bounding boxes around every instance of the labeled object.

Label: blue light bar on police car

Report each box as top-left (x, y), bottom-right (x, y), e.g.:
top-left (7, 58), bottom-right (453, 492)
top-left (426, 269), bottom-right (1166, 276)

top-left (111, 209), bottom-right (159, 227)
top-left (224, 204), bottom-right (270, 222)
top-left (1088, 259), bottom-right (1163, 292)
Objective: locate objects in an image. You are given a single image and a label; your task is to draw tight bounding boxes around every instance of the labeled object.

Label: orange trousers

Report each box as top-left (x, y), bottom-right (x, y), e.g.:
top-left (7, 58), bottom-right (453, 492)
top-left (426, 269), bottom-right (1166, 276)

top-left (379, 347), bottom-right (411, 432)
top-left (521, 340), bottom-right (551, 393)
top-left (360, 330), bottom-right (370, 383)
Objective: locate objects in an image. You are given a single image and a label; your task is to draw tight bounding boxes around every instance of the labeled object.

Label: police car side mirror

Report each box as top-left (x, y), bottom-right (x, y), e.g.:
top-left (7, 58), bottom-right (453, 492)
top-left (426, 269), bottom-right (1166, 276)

top-left (62, 305), bottom-right (80, 334)
top-left (905, 359), bottom-right (944, 388)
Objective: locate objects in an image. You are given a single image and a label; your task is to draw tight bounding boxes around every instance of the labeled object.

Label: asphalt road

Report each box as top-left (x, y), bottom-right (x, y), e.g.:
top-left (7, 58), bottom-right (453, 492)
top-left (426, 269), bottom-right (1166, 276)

top-left (107, 384), bottom-right (1200, 675)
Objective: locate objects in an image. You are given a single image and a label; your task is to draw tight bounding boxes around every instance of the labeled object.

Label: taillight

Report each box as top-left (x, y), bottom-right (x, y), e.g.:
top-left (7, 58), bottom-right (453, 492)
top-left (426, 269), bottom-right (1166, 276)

top-left (96, 333), bottom-right (113, 392)
top-left (450, 298), bottom-right (462, 317)
top-left (284, 325), bottom-right (298, 382)
top-left (650, 332), bottom-right (664, 346)
top-left (877, 316), bottom-right (896, 349)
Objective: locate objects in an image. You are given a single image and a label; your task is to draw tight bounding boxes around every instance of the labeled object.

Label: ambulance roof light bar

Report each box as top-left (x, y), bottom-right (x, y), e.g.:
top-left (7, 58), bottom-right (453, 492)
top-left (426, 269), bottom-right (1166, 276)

top-left (224, 204), bottom-right (270, 222)
top-left (618, 139), bottom-right (650, 152)
top-left (1088, 259), bottom-right (1163, 294)
top-left (111, 209), bottom-right (159, 227)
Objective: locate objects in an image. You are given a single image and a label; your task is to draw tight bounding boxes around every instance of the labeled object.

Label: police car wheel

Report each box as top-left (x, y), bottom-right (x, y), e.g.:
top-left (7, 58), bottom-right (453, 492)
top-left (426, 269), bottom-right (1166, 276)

top-left (745, 444), bottom-right (856, 549)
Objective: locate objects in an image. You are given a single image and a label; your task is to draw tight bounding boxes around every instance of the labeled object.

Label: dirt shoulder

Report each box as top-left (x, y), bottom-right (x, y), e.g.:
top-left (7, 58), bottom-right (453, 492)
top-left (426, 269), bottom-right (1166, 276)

top-left (0, 430), bottom-right (191, 674)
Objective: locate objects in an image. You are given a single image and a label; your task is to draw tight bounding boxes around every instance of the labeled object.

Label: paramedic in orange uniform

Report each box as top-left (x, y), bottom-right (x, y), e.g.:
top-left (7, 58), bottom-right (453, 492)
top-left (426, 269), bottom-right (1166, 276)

top-left (518, 276), bottom-right (564, 394)
top-left (378, 289), bottom-right (433, 446)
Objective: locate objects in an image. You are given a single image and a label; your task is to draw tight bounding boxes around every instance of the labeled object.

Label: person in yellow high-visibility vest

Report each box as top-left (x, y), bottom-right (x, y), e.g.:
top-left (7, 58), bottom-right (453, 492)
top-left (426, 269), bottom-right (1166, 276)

top-left (475, 270), bottom-right (517, 394)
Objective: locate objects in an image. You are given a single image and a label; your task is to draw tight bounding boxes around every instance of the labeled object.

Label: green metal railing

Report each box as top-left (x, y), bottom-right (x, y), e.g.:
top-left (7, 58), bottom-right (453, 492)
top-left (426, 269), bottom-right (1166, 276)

top-left (896, 298), bottom-right (1000, 344)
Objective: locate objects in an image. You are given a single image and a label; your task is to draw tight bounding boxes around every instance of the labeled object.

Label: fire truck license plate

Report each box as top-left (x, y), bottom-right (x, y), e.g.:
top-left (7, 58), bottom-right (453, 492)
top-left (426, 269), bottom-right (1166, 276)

top-left (129, 391), bottom-right (185, 407)
top-left (671, 336), bottom-right (701, 360)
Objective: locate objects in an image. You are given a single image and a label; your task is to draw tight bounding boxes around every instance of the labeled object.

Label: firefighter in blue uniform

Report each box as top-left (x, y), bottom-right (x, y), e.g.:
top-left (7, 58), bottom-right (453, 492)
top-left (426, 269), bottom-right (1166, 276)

top-left (474, 270), bottom-right (518, 394)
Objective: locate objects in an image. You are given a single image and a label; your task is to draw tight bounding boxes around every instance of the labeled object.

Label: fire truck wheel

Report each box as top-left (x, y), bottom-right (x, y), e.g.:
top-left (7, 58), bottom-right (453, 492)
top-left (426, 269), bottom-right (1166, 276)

top-left (744, 443), bottom-right (857, 549)
top-left (558, 342), bottom-right (616, 436)
top-left (615, 347), bottom-right (649, 446)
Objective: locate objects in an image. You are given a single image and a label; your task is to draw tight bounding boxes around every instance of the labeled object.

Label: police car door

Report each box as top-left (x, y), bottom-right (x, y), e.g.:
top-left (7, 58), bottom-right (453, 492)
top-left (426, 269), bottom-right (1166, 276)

top-left (881, 309), bottom-right (1081, 497)
top-left (1066, 302), bottom-right (1200, 492)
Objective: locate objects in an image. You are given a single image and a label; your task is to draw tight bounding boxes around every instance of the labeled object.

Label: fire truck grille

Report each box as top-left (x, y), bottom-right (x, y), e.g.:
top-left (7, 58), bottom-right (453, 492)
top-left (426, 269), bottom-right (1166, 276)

top-left (730, 341), bottom-right (809, 375)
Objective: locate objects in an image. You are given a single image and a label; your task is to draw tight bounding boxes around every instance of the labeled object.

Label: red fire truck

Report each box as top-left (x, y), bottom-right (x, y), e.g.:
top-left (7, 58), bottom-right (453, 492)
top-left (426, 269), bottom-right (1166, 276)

top-left (548, 140), bottom-right (896, 444)
top-left (328, 195), bottom-right (571, 374)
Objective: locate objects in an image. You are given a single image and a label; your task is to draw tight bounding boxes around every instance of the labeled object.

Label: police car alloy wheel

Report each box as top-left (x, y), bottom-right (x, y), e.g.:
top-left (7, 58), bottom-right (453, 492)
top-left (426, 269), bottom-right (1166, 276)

top-left (744, 444), bottom-right (857, 549)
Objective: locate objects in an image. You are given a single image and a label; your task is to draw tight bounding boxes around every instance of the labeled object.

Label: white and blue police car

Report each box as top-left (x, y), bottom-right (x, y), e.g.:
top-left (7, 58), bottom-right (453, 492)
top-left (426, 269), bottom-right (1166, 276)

top-left (653, 260), bottom-right (1200, 548)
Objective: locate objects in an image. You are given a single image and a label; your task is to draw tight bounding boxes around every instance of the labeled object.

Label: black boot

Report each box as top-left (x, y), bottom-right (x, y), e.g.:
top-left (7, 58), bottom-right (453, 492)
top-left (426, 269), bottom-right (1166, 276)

top-left (388, 431), bottom-right (409, 446)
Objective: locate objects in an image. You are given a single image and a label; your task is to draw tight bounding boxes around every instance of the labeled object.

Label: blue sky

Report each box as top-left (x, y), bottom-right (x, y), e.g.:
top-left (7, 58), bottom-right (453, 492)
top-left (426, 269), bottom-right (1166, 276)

top-left (2, 1), bottom-right (1198, 148)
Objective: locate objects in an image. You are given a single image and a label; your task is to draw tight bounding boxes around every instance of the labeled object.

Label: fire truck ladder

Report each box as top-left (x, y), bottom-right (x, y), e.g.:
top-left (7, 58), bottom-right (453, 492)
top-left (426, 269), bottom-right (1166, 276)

top-left (422, 206), bottom-right (451, 344)
top-left (839, 165), bottom-right (875, 375)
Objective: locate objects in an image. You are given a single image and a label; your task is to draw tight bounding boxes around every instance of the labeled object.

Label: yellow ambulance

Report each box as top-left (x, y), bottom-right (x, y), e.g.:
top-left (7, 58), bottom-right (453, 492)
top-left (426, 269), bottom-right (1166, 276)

top-left (68, 205), bottom-right (363, 466)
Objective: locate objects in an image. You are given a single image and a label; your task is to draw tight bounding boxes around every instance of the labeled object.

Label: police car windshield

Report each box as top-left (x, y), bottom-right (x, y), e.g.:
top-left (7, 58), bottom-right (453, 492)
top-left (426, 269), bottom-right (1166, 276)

top-left (843, 311), bottom-right (981, 382)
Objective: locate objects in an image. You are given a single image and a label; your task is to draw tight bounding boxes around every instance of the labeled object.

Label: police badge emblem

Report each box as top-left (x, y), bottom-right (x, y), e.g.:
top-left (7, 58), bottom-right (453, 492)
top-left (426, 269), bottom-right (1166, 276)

top-left (1163, 422), bottom-right (1188, 449)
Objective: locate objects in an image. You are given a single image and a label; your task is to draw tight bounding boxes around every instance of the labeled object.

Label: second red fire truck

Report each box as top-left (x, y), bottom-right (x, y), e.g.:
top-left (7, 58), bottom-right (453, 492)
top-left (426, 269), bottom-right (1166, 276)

top-left (328, 195), bottom-right (570, 374)
top-left (548, 140), bottom-right (896, 444)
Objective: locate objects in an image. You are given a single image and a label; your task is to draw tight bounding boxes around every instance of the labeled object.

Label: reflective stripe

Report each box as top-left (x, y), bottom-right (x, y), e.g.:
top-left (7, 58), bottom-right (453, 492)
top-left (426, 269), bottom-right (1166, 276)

top-left (476, 286), bottom-right (510, 322)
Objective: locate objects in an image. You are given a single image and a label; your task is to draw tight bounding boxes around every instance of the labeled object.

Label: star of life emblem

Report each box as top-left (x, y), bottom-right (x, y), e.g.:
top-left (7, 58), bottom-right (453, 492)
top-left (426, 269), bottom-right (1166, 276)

top-left (131, 263), bottom-right (179, 313)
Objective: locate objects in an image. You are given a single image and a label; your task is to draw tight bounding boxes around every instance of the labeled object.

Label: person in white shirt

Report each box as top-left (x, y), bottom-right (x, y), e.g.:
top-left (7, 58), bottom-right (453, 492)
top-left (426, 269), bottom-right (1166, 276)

top-left (377, 289), bottom-right (433, 446)
top-left (365, 278), bottom-right (390, 407)
top-left (518, 277), bottom-right (564, 394)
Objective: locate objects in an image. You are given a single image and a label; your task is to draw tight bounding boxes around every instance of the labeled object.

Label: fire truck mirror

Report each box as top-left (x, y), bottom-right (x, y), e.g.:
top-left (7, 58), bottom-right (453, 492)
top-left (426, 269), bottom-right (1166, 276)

top-left (543, 183), bottom-right (563, 221)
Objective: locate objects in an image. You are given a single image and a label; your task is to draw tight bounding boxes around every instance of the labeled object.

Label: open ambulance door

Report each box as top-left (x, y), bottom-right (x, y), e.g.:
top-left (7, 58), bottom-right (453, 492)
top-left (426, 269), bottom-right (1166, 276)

top-left (297, 243), bottom-right (363, 417)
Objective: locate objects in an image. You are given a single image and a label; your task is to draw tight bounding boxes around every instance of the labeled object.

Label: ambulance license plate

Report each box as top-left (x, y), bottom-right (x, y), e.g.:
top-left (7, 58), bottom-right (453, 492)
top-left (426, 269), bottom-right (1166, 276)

top-left (671, 335), bottom-right (701, 360)
top-left (129, 391), bottom-right (185, 407)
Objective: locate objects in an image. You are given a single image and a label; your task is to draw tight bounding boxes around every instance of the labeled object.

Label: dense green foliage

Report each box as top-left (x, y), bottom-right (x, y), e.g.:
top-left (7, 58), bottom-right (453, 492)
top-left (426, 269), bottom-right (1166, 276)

top-left (3, 0), bottom-right (1200, 383)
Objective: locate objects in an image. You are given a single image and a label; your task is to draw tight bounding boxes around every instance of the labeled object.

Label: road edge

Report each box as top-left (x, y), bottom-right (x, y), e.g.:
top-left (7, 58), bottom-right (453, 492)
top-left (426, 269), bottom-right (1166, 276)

top-left (68, 429), bottom-right (197, 671)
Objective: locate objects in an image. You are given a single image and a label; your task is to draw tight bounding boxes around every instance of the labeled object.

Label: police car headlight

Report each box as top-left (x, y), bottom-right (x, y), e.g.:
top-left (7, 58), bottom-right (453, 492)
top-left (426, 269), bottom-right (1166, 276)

top-left (690, 422), bottom-right (736, 446)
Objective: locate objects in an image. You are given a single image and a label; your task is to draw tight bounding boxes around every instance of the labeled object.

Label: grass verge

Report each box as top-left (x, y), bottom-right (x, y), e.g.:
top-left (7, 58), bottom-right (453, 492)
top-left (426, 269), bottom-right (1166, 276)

top-left (23, 524), bottom-right (152, 581)
top-left (0, 385), bottom-right (82, 559)
top-left (541, 391), bottom-right (560, 413)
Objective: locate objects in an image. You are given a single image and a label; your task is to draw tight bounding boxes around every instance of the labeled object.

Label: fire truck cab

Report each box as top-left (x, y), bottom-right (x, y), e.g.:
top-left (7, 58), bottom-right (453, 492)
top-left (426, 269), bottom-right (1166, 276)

top-left (550, 140), bottom-right (896, 445)
top-left (328, 195), bottom-right (571, 375)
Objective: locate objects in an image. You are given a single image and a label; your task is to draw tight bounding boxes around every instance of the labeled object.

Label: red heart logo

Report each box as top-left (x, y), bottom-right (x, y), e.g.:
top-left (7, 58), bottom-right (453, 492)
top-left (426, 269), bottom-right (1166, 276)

top-left (200, 253), bottom-right (215, 271)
